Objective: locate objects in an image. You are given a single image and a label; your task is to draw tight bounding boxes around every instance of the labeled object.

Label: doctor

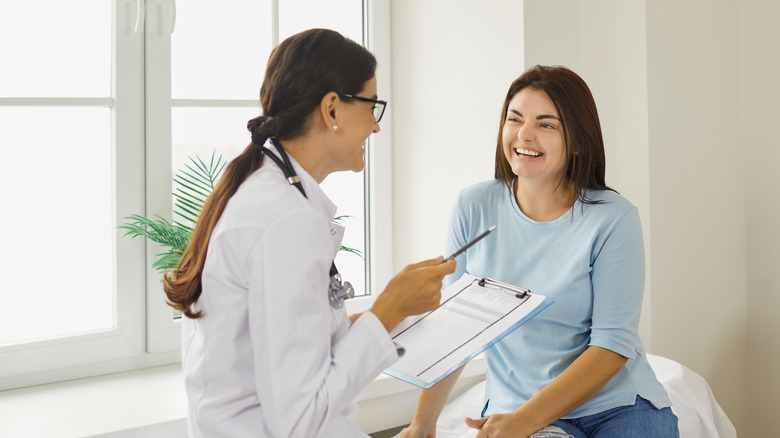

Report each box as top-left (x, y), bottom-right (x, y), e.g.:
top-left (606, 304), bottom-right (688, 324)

top-left (162, 28), bottom-right (456, 438)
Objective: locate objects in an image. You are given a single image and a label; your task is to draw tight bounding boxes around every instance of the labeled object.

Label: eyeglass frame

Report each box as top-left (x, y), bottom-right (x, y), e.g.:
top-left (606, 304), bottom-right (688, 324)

top-left (341, 94), bottom-right (387, 123)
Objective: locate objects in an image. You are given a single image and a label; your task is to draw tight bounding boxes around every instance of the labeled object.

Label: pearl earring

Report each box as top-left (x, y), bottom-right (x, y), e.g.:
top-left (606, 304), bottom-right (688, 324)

top-left (333, 125), bottom-right (339, 131)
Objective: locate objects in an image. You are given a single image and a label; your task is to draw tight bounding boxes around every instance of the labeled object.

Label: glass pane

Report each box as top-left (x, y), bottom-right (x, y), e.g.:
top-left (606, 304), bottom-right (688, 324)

top-left (279, 0), bottom-right (363, 43)
top-left (172, 106), bottom-right (366, 295)
top-left (0, 107), bottom-right (113, 345)
top-left (0, 1), bottom-right (110, 97)
top-left (172, 107), bottom-right (260, 226)
top-left (171, 0), bottom-right (272, 100)
top-left (321, 172), bottom-right (366, 296)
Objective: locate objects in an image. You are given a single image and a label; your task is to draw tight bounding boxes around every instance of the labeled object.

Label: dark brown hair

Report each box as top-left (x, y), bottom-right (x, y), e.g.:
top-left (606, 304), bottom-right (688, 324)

top-left (494, 65), bottom-right (614, 203)
top-left (163, 29), bottom-right (377, 318)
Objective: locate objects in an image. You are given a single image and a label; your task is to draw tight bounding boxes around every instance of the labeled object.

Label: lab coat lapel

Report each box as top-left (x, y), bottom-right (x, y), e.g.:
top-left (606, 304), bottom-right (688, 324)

top-left (286, 154), bottom-right (345, 260)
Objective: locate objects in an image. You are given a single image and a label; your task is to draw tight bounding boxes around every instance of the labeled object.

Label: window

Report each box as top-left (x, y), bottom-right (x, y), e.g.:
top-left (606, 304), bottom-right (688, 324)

top-left (0, 0), bottom-right (392, 390)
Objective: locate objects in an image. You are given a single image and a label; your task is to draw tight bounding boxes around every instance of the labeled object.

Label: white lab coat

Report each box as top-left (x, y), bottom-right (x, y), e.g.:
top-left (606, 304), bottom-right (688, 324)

top-left (182, 146), bottom-right (399, 437)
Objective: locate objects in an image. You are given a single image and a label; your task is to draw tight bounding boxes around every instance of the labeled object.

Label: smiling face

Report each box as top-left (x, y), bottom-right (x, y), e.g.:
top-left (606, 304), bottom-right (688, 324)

top-left (331, 75), bottom-right (381, 173)
top-left (502, 87), bottom-right (568, 188)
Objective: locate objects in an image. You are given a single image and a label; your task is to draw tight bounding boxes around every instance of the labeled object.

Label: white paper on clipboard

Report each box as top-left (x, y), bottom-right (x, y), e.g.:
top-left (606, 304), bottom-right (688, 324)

top-left (383, 273), bottom-right (553, 389)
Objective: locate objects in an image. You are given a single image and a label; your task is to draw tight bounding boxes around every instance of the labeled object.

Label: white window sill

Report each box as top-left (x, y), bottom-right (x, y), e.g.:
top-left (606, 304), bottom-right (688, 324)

top-left (0, 356), bottom-right (485, 437)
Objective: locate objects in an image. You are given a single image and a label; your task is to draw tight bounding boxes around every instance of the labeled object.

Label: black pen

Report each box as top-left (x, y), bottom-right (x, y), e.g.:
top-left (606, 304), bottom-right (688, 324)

top-left (443, 225), bottom-right (497, 262)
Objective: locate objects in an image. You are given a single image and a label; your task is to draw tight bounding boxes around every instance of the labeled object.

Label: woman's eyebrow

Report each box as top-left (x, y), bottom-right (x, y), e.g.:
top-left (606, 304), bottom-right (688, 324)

top-left (508, 109), bottom-right (560, 121)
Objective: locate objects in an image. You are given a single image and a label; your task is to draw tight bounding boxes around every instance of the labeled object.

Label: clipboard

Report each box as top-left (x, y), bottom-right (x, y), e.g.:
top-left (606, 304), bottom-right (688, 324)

top-left (383, 273), bottom-right (553, 389)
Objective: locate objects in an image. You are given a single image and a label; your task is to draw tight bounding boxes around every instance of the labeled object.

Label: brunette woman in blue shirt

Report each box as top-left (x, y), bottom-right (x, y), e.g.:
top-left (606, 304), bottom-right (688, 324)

top-left (402, 65), bottom-right (678, 438)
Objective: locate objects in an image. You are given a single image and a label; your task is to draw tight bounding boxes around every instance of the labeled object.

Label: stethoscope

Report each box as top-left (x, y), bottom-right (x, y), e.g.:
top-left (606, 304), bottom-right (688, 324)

top-left (261, 139), bottom-right (355, 308)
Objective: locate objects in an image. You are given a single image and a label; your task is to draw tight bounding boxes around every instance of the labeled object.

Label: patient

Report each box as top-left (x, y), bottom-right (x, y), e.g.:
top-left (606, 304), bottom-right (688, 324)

top-left (401, 65), bottom-right (679, 438)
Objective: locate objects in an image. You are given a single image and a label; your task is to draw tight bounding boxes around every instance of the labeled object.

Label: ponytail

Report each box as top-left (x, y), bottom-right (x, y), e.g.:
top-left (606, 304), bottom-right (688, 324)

top-left (162, 117), bottom-right (273, 318)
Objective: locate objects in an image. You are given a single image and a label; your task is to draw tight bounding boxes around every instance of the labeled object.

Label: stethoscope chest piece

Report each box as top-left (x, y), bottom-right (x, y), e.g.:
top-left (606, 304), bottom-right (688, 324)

top-left (329, 273), bottom-right (355, 308)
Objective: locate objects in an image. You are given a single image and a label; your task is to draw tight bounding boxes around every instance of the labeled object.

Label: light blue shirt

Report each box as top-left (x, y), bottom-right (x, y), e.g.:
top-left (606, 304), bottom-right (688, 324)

top-left (445, 180), bottom-right (671, 418)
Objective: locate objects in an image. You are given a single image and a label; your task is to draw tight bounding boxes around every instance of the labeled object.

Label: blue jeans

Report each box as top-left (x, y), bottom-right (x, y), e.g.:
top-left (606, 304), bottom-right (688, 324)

top-left (538, 396), bottom-right (679, 438)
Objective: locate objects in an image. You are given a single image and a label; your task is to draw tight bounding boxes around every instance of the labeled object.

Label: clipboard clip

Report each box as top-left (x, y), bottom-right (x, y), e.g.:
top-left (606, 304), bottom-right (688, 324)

top-left (478, 277), bottom-right (530, 299)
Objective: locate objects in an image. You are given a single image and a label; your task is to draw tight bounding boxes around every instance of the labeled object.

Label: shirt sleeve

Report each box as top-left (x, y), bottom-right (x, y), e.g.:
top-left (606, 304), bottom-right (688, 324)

top-left (247, 209), bottom-right (398, 438)
top-left (588, 206), bottom-right (645, 359)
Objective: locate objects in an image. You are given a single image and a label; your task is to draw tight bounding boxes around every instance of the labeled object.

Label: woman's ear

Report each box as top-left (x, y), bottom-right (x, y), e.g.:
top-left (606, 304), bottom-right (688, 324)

top-left (319, 91), bottom-right (340, 132)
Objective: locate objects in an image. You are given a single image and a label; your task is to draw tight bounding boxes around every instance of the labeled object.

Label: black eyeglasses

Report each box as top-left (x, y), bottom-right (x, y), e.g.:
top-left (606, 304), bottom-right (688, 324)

top-left (341, 94), bottom-right (387, 123)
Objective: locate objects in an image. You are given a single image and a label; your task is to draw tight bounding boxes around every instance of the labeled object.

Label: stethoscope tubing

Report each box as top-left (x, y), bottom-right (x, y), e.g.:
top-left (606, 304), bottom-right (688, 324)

top-left (261, 140), bottom-right (353, 307)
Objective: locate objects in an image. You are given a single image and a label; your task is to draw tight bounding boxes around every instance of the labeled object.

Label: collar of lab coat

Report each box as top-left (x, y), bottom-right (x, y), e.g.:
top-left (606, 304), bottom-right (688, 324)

top-left (274, 143), bottom-right (346, 256)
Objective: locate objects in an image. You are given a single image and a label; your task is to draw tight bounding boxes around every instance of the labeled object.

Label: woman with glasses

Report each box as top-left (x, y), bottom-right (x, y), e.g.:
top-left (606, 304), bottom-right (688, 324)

top-left (401, 65), bottom-right (678, 438)
top-left (163, 28), bottom-right (455, 438)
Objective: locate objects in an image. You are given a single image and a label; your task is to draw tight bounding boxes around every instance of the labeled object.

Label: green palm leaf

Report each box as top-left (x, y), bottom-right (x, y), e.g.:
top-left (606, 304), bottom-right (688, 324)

top-left (118, 214), bottom-right (191, 273)
top-left (333, 215), bottom-right (364, 259)
top-left (121, 151), bottom-right (363, 273)
top-left (120, 152), bottom-right (225, 273)
top-left (173, 151), bottom-right (226, 227)
top-left (339, 245), bottom-right (364, 259)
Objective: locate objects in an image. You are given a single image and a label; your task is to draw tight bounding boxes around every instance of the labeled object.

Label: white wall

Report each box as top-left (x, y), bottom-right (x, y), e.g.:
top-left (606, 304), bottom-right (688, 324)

top-left (391, 0), bottom-right (525, 267)
top-left (392, 1), bottom-right (779, 437)
top-left (741, 1), bottom-right (780, 437)
top-left (644, 1), bottom-right (749, 434)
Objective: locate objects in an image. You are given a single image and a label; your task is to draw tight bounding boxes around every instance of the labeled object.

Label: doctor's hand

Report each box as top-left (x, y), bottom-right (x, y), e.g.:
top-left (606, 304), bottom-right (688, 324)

top-left (370, 256), bottom-right (455, 333)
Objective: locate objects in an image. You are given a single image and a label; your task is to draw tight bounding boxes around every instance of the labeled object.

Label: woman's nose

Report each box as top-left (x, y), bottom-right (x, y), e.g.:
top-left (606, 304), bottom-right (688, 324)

top-left (373, 121), bottom-right (381, 134)
top-left (518, 123), bottom-right (534, 141)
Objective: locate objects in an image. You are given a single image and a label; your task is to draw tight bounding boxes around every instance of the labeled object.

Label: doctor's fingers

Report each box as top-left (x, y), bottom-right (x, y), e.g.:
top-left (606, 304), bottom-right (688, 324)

top-left (403, 257), bottom-right (456, 280)
top-left (401, 255), bottom-right (446, 272)
top-left (411, 259), bottom-right (454, 286)
top-left (385, 272), bottom-right (442, 313)
top-left (412, 259), bottom-right (456, 291)
top-left (429, 258), bottom-right (456, 277)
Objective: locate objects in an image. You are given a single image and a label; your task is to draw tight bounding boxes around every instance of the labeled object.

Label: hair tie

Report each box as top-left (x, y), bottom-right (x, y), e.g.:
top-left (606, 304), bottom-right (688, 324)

top-left (249, 116), bottom-right (279, 145)
top-left (251, 130), bottom-right (266, 146)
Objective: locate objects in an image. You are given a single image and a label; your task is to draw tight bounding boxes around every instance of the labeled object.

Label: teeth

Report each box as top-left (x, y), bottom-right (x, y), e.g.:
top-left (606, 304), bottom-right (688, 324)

top-left (516, 148), bottom-right (541, 157)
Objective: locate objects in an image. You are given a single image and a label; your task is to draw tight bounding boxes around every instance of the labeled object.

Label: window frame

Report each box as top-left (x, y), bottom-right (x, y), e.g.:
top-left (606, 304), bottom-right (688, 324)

top-left (346, 0), bottom-right (393, 316)
top-left (0, 0), bottom-right (163, 391)
top-left (0, 0), bottom-right (392, 390)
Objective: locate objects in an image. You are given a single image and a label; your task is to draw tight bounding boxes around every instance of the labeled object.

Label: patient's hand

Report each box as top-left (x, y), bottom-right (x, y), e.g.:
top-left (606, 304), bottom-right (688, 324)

top-left (466, 413), bottom-right (533, 438)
